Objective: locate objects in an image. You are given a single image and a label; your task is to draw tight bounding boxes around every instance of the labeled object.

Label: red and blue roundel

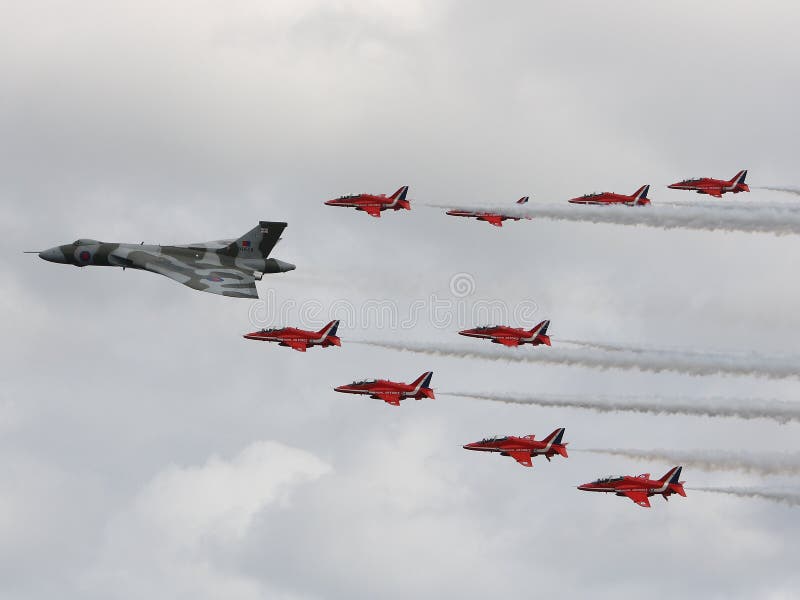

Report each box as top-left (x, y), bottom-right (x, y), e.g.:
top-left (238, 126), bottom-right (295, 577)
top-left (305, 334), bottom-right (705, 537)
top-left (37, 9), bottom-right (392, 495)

top-left (78, 250), bottom-right (91, 263)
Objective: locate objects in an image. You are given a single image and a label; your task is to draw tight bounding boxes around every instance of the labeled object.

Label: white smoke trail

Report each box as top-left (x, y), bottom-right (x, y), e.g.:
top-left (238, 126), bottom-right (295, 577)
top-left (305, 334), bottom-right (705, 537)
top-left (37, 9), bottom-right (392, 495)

top-left (579, 449), bottom-right (800, 476)
top-left (754, 186), bottom-right (800, 197)
top-left (424, 202), bottom-right (800, 236)
top-left (352, 339), bottom-right (800, 380)
top-left (442, 392), bottom-right (800, 424)
top-left (691, 486), bottom-right (800, 507)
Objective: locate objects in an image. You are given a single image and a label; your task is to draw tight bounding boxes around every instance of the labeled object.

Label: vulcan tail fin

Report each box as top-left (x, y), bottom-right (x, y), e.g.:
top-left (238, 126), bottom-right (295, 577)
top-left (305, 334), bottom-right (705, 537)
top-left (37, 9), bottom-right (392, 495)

top-left (224, 222), bottom-right (287, 258)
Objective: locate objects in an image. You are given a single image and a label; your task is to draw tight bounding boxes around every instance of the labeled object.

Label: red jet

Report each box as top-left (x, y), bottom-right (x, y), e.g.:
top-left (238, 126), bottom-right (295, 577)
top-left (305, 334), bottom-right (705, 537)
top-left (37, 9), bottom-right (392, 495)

top-left (243, 320), bottom-right (340, 352)
top-left (324, 186), bottom-right (410, 217)
top-left (446, 196), bottom-right (530, 227)
top-left (568, 185), bottom-right (650, 206)
top-left (668, 170), bottom-right (749, 198)
top-left (578, 466), bottom-right (686, 508)
top-left (334, 371), bottom-right (434, 406)
top-left (459, 320), bottom-right (551, 348)
top-left (463, 428), bottom-right (568, 467)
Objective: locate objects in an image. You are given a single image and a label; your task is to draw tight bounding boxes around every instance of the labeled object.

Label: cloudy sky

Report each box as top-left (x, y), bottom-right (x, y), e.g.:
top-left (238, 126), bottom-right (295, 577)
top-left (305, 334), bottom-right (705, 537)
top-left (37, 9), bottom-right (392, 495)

top-left (2, 1), bottom-right (800, 598)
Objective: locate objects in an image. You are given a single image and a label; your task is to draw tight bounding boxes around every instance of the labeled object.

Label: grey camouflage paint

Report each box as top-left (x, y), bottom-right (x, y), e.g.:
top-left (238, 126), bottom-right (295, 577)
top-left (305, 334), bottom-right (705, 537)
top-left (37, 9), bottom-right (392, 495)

top-left (37, 221), bottom-right (294, 298)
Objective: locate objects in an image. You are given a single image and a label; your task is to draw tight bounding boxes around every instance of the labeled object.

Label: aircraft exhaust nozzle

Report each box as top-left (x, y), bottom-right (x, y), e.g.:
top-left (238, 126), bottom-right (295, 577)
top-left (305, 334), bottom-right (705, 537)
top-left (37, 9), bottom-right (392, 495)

top-left (540, 335), bottom-right (552, 346)
top-left (263, 258), bottom-right (296, 273)
top-left (557, 446), bottom-right (568, 458)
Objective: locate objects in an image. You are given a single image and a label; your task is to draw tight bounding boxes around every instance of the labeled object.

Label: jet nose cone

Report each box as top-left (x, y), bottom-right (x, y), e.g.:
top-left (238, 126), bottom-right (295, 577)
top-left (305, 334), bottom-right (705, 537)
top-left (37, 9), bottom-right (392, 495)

top-left (463, 443), bottom-right (477, 450)
top-left (577, 484), bottom-right (589, 490)
top-left (38, 247), bottom-right (66, 263)
top-left (667, 183), bottom-right (680, 189)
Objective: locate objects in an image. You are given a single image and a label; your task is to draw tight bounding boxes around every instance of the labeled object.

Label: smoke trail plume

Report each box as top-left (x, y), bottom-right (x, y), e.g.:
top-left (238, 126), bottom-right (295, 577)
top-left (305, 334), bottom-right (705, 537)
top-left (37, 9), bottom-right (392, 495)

top-left (691, 486), bottom-right (800, 507)
top-left (579, 449), bottom-right (800, 476)
top-left (352, 339), bottom-right (800, 380)
top-left (442, 392), bottom-right (800, 424)
top-left (754, 186), bottom-right (800, 197)
top-left (426, 202), bottom-right (800, 236)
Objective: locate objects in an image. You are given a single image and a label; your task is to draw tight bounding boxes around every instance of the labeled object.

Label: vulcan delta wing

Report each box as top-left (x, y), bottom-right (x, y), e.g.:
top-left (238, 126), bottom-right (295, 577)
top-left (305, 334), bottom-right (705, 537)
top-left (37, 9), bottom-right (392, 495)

top-left (37, 221), bottom-right (295, 299)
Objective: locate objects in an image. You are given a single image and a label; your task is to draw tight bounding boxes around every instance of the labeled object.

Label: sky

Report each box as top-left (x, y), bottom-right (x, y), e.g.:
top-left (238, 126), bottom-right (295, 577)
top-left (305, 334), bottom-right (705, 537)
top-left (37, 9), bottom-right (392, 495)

top-left (2, 1), bottom-right (800, 598)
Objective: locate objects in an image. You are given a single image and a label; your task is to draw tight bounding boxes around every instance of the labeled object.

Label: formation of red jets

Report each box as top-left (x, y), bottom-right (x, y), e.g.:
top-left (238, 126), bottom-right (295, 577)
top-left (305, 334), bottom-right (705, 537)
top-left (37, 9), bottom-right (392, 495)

top-left (317, 170), bottom-right (749, 225)
top-left (234, 173), bottom-right (761, 509)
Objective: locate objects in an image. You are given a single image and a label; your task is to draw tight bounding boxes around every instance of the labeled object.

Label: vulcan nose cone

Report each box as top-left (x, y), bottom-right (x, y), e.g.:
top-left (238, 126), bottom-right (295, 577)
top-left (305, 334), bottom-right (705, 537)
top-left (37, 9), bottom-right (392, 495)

top-left (38, 246), bottom-right (67, 263)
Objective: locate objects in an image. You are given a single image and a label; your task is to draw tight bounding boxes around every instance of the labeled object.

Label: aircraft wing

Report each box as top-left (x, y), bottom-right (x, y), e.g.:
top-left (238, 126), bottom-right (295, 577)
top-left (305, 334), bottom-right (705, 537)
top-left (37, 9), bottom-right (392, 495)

top-left (373, 393), bottom-right (400, 406)
top-left (119, 249), bottom-right (259, 299)
top-left (507, 451), bottom-right (533, 467)
top-left (497, 338), bottom-right (520, 347)
top-left (363, 206), bottom-right (382, 218)
top-left (283, 341), bottom-right (308, 352)
top-left (480, 215), bottom-right (505, 227)
top-left (703, 188), bottom-right (723, 197)
top-left (622, 490), bottom-right (651, 507)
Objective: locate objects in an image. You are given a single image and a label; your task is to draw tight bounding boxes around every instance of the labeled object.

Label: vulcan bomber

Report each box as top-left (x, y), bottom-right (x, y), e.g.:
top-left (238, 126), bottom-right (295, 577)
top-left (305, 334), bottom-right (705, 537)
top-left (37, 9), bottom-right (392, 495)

top-left (36, 221), bottom-right (294, 299)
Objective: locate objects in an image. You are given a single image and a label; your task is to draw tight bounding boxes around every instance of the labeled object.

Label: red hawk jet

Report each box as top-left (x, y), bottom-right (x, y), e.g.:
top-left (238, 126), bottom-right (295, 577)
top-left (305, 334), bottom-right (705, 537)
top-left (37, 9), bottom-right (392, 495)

top-left (578, 466), bottom-right (686, 508)
top-left (446, 196), bottom-right (530, 227)
top-left (324, 186), bottom-right (410, 217)
top-left (462, 428), bottom-right (568, 467)
top-left (568, 185), bottom-right (650, 206)
top-left (668, 170), bottom-right (749, 198)
top-left (242, 320), bottom-right (340, 352)
top-left (458, 320), bottom-right (551, 348)
top-left (333, 371), bottom-right (434, 406)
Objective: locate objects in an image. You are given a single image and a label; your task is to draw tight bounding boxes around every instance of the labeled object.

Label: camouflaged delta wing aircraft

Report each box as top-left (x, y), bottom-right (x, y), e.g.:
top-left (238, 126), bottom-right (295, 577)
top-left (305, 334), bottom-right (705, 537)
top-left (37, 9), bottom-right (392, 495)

top-left (35, 221), bottom-right (294, 299)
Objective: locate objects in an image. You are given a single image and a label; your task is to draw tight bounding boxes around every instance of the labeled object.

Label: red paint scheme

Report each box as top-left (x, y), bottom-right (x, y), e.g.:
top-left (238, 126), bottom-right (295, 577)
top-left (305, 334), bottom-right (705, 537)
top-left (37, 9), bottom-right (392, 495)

top-left (578, 466), bottom-right (686, 508)
top-left (463, 428), bottom-right (568, 467)
top-left (446, 196), bottom-right (530, 227)
top-left (243, 320), bottom-right (340, 352)
top-left (668, 170), bottom-right (749, 198)
top-left (568, 185), bottom-right (651, 206)
top-left (324, 186), bottom-right (410, 217)
top-left (459, 319), bottom-right (551, 348)
top-left (334, 371), bottom-right (434, 406)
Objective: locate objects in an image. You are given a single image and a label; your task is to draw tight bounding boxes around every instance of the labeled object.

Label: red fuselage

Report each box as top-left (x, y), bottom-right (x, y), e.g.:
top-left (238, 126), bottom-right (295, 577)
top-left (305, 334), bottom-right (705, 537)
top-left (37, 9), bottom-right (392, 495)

top-left (463, 428), bottom-right (568, 467)
top-left (445, 210), bottom-right (525, 227)
top-left (668, 170), bottom-right (750, 198)
top-left (324, 186), bottom-right (410, 217)
top-left (334, 371), bottom-right (434, 406)
top-left (459, 320), bottom-right (551, 348)
top-left (243, 320), bottom-right (340, 352)
top-left (578, 467), bottom-right (686, 508)
top-left (568, 190), bottom-right (650, 206)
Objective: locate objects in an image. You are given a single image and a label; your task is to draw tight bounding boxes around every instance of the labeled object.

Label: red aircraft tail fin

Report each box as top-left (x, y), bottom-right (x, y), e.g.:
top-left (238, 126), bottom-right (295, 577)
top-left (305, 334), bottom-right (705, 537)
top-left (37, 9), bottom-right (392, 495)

top-left (529, 319), bottom-right (551, 345)
top-left (318, 320), bottom-right (340, 337)
top-left (541, 427), bottom-right (566, 449)
top-left (387, 186), bottom-right (410, 209)
top-left (730, 170), bottom-right (749, 191)
top-left (516, 196), bottom-right (529, 204)
top-left (658, 466), bottom-right (683, 484)
top-left (410, 371), bottom-right (434, 397)
top-left (631, 184), bottom-right (650, 205)
top-left (730, 170), bottom-right (748, 185)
